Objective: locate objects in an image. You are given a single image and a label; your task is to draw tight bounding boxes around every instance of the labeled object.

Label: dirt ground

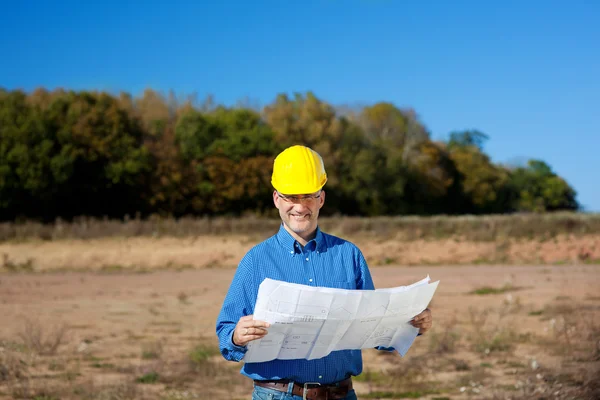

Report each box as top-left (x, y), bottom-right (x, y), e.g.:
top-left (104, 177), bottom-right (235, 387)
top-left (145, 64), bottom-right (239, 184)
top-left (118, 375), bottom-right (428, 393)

top-left (1, 234), bottom-right (599, 272)
top-left (1, 263), bottom-right (599, 400)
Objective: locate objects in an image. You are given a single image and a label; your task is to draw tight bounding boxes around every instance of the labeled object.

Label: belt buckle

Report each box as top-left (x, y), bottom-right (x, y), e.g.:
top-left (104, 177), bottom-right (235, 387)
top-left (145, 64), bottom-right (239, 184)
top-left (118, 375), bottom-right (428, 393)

top-left (302, 382), bottom-right (321, 400)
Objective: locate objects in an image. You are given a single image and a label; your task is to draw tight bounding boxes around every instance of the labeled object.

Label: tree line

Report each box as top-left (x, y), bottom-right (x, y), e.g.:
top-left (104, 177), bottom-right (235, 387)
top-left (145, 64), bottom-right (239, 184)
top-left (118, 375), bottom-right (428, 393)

top-left (0, 87), bottom-right (578, 222)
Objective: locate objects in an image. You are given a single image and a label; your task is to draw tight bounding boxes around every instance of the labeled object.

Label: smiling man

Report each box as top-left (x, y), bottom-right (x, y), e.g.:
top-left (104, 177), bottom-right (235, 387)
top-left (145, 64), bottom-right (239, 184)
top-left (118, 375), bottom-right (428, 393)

top-left (215, 145), bottom-right (433, 400)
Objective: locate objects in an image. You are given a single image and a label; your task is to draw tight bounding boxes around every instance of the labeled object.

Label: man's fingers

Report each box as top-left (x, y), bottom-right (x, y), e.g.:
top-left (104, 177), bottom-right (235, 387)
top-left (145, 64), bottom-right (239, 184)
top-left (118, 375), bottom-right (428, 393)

top-left (239, 316), bottom-right (271, 328)
top-left (413, 316), bottom-right (433, 324)
top-left (410, 317), bottom-right (432, 327)
top-left (244, 333), bottom-right (268, 342)
top-left (247, 320), bottom-right (271, 328)
top-left (409, 309), bottom-right (432, 334)
top-left (412, 309), bottom-right (431, 322)
top-left (243, 327), bottom-right (269, 336)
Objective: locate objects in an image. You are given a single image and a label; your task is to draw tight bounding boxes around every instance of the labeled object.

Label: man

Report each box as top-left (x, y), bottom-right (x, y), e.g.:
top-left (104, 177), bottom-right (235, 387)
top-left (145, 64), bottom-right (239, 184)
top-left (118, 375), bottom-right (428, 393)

top-left (216, 145), bottom-right (433, 400)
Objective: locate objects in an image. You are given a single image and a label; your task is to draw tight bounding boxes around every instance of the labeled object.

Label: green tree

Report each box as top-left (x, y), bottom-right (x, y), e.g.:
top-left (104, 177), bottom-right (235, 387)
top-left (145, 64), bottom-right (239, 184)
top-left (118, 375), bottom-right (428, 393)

top-left (0, 90), bottom-right (48, 219)
top-left (0, 87), bottom-right (580, 220)
top-left (351, 103), bottom-right (436, 215)
top-left (508, 160), bottom-right (578, 212)
top-left (447, 135), bottom-right (510, 214)
top-left (404, 141), bottom-right (466, 214)
top-left (263, 92), bottom-right (350, 213)
top-left (174, 106), bottom-right (280, 215)
top-left (0, 89), bottom-right (152, 220)
top-left (448, 130), bottom-right (489, 151)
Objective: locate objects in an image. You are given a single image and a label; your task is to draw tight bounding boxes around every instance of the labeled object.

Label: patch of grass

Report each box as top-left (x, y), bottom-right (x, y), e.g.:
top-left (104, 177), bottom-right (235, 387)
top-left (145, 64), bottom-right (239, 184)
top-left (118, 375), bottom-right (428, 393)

top-left (469, 284), bottom-right (523, 295)
top-left (148, 321), bottom-right (180, 327)
top-left (99, 264), bottom-right (125, 273)
top-left (362, 390), bottom-right (439, 399)
top-left (495, 384), bottom-right (520, 392)
top-left (67, 324), bottom-right (92, 330)
top-left (60, 369), bottom-right (81, 382)
top-left (141, 340), bottom-right (164, 360)
top-left (428, 316), bottom-right (459, 354)
top-left (466, 307), bottom-right (519, 355)
top-left (1, 253), bottom-right (35, 272)
top-left (506, 361), bottom-right (526, 368)
top-left (381, 355), bottom-right (441, 396)
top-left (17, 318), bottom-right (69, 356)
top-left (0, 349), bottom-right (28, 382)
top-left (452, 359), bottom-right (471, 371)
top-left (528, 310), bottom-right (544, 316)
top-left (516, 332), bottom-right (534, 343)
top-left (0, 340), bottom-right (28, 353)
top-left (83, 355), bottom-right (103, 362)
top-left (454, 366), bottom-right (490, 389)
top-left (480, 362), bottom-right (492, 368)
top-left (73, 379), bottom-right (137, 399)
top-left (177, 291), bottom-right (189, 304)
top-left (109, 311), bottom-right (133, 316)
top-left (47, 360), bottom-right (65, 371)
top-left (189, 343), bottom-right (219, 364)
top-left (354, 370), bottom-right (386, 383)
top-left (90, 362), bottom-right (114, 369)
top-left (555, 295), bottom-right (571, 300)
top-left (379, 257), bottom-right (396, 265)
top-left (137, 371), bottom-right (159, 384)
top-left (474, 330), bottom-right (515, 353)
top-left (161, 389), bottom-right (202, 400)
top-left (126, 331), bottom-right (146, 340)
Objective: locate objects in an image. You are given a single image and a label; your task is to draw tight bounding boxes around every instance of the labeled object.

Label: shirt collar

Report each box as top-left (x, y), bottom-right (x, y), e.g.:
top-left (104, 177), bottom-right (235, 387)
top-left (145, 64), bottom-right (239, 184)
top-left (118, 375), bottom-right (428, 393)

top-left (276, 223), bottom-right (327, 254)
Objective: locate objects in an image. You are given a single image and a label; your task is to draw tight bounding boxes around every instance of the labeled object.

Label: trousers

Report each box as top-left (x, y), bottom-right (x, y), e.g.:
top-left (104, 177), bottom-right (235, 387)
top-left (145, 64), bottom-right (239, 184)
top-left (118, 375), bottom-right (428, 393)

top-left (251, 382), bottom-right (358, 400)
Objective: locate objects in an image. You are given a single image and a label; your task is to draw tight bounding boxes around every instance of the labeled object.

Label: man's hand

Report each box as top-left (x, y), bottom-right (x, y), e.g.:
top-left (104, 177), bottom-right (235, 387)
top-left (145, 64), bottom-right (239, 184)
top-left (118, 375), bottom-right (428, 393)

top-left (410, 308), bottom-right (432, 335)
top-left (232, 315), bottom-right (271, 347)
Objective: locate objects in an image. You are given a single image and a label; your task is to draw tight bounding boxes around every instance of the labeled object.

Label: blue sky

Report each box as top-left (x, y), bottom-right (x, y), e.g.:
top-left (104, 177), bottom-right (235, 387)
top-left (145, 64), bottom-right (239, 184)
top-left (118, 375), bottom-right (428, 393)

top-left (1, 0), bottom-right (598, 211)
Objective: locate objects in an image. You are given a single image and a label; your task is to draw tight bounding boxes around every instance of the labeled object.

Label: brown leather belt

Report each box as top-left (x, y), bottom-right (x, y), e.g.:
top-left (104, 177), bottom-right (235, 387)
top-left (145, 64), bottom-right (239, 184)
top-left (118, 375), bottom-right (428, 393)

top-left (254, 377), bottom-right (353, 400)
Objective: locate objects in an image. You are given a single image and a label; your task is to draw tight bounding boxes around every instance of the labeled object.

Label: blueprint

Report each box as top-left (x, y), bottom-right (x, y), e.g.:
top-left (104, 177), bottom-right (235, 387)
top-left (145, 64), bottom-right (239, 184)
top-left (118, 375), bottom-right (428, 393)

top-left (243, 276), bottom-right (439, 363)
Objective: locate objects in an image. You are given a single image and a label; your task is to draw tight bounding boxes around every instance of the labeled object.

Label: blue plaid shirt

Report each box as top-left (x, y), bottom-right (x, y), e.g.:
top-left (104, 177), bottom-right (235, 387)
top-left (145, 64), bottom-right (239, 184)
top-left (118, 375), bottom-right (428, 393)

top-left (216, 223), bottom-right (394, 385)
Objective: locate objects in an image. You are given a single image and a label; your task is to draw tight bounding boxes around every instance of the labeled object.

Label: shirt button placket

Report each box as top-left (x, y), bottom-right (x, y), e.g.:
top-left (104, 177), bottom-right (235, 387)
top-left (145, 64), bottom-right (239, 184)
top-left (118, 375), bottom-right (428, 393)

top-left (307, 253), bottom-right (314, 284)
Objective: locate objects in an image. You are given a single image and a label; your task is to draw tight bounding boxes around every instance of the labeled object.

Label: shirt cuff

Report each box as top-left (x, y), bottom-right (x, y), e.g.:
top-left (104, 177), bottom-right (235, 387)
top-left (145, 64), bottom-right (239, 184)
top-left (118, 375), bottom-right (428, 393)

top-left (227, 329), bottom-right (248, 361)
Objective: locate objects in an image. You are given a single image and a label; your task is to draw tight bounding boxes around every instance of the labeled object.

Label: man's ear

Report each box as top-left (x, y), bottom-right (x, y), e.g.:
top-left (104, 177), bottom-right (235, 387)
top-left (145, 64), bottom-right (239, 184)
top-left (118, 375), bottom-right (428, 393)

top-left (273, 190), bottom-right (279, 209)
top-left (319, 190), bottom-right (326, 209)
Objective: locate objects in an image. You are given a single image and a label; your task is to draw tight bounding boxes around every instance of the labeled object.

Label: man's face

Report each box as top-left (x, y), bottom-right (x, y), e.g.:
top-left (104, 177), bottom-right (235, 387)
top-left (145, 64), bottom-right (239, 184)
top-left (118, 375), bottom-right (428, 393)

top-left (273, 190), bottom-right (325, 237)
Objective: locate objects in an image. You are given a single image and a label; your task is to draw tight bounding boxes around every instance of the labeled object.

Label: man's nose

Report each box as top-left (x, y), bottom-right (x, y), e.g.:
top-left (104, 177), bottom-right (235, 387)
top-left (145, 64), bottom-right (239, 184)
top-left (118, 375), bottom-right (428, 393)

top-left (292, 203), bottom-right (310, 212)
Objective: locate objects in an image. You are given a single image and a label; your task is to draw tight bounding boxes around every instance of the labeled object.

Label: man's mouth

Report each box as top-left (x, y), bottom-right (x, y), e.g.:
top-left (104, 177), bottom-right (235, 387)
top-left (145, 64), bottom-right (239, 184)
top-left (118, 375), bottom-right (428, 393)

top-left (290, 213), bottom-right (310, 221)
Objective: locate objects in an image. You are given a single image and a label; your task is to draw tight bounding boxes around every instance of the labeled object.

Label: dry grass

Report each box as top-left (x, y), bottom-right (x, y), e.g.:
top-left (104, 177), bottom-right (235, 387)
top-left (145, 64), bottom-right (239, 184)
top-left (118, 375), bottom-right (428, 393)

top-left (1, 232), bottom-right (599, 273)
top-left (73, 379), bottom-right (138, 400)
top-left (2, 212), bottom-right (599, 242)
top-left (0, 331), bottom-right (236, 400)
top-left (1, 264), bottom-right (599, 400)
top-left (17, 318), bottom-right (69, 356)
top-left (427, 315), bottom-right (460, 355)
top-left (355, 297), bottom-right (600, 400)
top-left (2, 213), bottom-right (599, 272)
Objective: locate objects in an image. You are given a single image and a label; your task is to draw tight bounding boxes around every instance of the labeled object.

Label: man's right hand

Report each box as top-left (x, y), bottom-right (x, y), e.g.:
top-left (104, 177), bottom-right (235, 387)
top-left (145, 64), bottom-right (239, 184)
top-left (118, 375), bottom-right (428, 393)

top-left (232, 315), bottom-right (271, 347)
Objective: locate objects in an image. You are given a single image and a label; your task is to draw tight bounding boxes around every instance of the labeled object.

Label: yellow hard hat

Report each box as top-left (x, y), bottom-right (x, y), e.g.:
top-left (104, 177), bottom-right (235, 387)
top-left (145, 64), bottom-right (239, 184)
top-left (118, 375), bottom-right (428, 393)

top-left (271, 145), bottom-right (327, 195)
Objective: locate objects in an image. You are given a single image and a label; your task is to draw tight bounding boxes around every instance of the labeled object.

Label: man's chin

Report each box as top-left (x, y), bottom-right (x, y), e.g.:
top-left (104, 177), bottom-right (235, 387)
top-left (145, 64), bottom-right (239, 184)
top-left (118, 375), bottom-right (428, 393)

top-left (287, 221), bottom-right (311, 233)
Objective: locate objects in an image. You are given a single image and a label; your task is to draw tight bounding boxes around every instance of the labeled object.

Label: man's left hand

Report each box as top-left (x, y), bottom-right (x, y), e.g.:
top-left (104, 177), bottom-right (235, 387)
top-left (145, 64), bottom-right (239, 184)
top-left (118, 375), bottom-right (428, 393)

top-left (410, 308), bottom-right (432, 335)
